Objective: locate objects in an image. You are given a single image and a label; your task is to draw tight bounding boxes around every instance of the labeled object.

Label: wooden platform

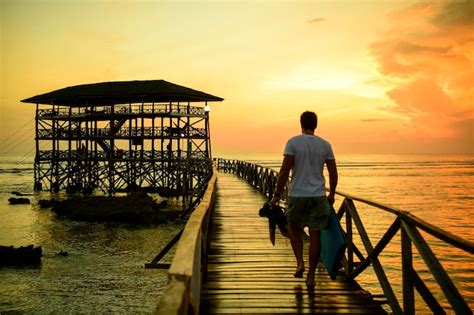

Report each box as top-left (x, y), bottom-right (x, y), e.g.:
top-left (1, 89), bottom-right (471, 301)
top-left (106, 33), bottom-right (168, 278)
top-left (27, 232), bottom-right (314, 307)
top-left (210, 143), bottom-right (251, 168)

top-left (200, 173), bottom-right (387, 314)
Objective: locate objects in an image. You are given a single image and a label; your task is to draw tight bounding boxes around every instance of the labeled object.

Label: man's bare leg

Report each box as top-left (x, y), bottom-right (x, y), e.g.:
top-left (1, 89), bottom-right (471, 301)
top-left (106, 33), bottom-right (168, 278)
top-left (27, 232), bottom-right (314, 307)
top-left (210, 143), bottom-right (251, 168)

top-left (306, 229), bottom-right (321, 287)
top-left (289, 224), bottom-right (305, 277)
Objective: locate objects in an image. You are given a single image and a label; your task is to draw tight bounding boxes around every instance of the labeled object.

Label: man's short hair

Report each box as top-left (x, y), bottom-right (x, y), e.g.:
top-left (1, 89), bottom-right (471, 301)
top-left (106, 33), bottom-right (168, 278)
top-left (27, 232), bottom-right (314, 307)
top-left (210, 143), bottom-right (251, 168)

top-left (300, 111), bottom-right (318, 130)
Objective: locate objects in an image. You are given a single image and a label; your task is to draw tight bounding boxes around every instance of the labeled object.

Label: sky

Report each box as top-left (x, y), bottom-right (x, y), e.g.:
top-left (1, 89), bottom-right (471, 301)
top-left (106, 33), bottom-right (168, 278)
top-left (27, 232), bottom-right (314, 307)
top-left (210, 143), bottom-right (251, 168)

top-left (0, 0), bottom-right (473, 156)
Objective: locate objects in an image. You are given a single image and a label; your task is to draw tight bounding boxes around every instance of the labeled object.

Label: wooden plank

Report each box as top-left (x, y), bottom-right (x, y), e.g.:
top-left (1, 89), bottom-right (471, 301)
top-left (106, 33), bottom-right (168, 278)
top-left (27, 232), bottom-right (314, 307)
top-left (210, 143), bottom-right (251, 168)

top-left (203, 301), bottom-right (384, 309)
top-left (202, 292), bottom-right (379, 298)
top-left (203, 309), bottom-right (385, 314)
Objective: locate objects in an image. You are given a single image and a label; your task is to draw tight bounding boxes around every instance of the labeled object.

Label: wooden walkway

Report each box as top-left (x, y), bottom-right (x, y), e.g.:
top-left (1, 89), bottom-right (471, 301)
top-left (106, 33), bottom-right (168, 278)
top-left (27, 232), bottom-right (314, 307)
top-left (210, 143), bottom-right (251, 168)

top-left (200, 173), bottom-right (387, 314)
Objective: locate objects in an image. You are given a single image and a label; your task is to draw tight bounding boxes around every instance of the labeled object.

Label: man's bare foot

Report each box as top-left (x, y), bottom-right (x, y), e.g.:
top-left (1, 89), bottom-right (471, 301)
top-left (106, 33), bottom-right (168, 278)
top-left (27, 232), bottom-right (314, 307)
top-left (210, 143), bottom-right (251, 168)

top-left (305, 277), bottom-right (315, 290)
top-left (293, 266), bottom-right (305, 278)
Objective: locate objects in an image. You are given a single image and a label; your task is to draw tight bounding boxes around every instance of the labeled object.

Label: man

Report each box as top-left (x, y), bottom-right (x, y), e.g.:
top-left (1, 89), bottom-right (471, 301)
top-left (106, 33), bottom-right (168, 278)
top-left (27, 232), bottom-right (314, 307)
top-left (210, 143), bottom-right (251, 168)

top-left (271, 111), bottom-right (338, 289)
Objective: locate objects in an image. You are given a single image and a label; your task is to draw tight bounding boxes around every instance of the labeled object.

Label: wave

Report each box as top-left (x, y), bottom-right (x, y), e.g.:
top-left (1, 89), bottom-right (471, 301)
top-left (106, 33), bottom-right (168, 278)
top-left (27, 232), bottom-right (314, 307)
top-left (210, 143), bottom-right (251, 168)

top-left (0, 168), bottom-right (34, 174)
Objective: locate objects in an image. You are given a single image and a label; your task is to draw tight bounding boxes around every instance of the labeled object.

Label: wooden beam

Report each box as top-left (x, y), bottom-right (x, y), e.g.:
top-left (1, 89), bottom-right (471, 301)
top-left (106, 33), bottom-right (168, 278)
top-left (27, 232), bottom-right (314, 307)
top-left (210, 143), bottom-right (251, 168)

top-left (345, 205), bottom-right (354, 274)
top-left (349, 217), bottom-right (400, 279)
top-left (145, 228), bottom-right (184, 268)
top-left (345, 199), bottom-right (403, 315)
top-left (155, 276), bottom-right (189, 315)
top-left (401, 212), bottom-right (474, 254)
top-left (401, 224), bottom-right (414, 315)
top-left (408, 266), bottom-right (445, 314)
top-left (329, 189), bottom-right (474, 254)
top-left (156, 171), bottom-right (217, 314)
top-left (401, 220), bottom-right (471, 314)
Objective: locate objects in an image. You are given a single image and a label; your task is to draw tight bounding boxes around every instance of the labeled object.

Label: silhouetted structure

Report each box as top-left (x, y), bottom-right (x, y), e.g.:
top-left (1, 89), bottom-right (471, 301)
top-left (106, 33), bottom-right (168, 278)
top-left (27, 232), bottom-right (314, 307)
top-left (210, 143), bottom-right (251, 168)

top-left (22, 80), bottom-right (223, 208)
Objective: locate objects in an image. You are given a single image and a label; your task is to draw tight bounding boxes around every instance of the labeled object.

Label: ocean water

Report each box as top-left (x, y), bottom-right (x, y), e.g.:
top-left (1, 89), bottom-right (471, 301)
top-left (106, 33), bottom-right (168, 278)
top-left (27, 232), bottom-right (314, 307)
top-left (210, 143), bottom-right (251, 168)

top-left (0, 154), bottom-right (184, 313)
top-left (1, 153), bottom-right (473, 313)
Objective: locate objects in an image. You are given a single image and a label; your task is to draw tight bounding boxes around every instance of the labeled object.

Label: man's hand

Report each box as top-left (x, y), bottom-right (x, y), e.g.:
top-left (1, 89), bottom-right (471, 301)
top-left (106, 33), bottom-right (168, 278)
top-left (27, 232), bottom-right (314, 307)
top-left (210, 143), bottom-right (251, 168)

top-left (272, 155), bottom-right (293, 207)
top-left (327, 192), bottom-right (335, 205)
top-left (270, 196), bottom-right (280, 207)
top-left (326, 159), bottom-right (338, 206)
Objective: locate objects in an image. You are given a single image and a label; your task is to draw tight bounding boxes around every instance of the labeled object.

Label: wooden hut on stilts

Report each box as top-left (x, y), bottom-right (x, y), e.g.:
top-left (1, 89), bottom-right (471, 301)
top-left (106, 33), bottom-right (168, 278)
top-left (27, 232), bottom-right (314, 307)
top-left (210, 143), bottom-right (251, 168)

top-left (22, 80), bottom-right (223, 210)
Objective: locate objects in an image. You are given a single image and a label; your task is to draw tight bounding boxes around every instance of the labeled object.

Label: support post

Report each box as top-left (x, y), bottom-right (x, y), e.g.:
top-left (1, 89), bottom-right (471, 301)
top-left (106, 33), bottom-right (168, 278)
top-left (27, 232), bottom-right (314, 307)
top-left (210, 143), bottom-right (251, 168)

top-left (34, 104), bottom-right (41, 190)
top-left (346, 203), bottom-right (353, 274)
top-left (108, 105), bottom-right (115, 195)
top-left (401, 224), bottom-right (415, 314)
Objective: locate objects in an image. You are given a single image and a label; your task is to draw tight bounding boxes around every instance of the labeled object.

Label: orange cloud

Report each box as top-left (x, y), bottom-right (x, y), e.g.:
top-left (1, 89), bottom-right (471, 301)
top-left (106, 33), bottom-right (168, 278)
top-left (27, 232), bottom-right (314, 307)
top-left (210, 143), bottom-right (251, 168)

top-left (370, 1), bottom-right (474, 151)
top-left (307, 18), bottom-right (325, 24)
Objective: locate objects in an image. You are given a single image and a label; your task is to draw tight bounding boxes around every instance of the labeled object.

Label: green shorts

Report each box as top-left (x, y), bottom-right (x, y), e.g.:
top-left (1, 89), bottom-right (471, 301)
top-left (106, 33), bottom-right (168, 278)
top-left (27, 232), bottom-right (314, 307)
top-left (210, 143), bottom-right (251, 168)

top-left (286, 196), bottom-right (330, 231)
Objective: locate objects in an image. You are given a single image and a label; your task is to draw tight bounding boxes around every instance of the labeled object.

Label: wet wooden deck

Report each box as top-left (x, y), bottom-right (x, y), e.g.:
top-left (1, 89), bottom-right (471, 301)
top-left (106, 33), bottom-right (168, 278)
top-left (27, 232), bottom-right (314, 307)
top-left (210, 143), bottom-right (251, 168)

top-left (200, 173), bottom-right (387, 314)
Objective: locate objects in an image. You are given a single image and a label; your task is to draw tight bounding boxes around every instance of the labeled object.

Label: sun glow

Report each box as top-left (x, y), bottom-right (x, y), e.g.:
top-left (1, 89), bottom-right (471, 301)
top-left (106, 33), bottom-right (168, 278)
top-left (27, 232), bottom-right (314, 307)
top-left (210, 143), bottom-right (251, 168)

top-left (1, 0), bottom-right (472, 155)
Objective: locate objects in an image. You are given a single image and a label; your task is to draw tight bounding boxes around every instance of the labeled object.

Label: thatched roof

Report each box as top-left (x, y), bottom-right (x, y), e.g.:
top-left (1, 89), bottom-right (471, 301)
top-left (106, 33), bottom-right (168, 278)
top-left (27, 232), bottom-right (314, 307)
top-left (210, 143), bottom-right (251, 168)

top-left (21, 80), bottom-right (224, 106)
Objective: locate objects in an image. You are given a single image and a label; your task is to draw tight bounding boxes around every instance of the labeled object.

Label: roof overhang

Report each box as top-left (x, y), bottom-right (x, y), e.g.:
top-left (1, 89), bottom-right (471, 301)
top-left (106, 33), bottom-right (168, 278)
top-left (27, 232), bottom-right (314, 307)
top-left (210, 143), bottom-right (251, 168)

top-left (21, 80), bottom-right (224, 106)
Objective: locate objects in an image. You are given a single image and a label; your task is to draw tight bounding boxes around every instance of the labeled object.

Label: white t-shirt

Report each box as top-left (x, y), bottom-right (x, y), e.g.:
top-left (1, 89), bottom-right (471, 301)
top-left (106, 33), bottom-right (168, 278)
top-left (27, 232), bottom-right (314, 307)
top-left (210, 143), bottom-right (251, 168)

top-left (284, 134), bottom-right (335, 197)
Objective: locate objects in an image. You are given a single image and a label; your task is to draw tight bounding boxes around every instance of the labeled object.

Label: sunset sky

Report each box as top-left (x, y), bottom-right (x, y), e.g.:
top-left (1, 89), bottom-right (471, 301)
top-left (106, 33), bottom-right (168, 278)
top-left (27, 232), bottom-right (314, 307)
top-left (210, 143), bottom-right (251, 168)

top-left (1, 0), bottom-right (473, 156)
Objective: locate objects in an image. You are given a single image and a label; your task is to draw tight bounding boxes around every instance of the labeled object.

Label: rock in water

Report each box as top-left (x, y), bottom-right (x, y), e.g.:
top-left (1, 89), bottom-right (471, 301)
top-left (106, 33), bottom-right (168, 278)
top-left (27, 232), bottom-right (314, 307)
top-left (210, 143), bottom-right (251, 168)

top-left (57, 250), bottom-right (68, 257)
top-left (38, 199), bottom-right (58, 208)
top-left (51, 193), bottom-right (168, 225)
top-left (8, 197), bottom-right (30, 205)
top-left (0, 245), bottom-right (42, 267)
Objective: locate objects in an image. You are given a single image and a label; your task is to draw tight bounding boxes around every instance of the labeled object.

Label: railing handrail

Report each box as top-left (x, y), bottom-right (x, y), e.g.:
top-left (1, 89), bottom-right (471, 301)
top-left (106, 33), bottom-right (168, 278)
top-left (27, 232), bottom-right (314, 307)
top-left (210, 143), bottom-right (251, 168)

top-left (216, 158), bottom-right (474, 254)
top-left (156, 170), bottom-right (217, 315)
top-left (37, 103), bottom-right (206, 118)
top-left (332, 189), bottom-right (474, 254)
top-left (215, 158), bottom-right (473, 314)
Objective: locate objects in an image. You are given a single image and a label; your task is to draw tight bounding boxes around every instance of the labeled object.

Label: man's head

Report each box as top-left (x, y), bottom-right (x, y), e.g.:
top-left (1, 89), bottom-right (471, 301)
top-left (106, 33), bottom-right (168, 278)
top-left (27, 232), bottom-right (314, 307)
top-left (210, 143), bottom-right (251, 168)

top-left (300, 111), bottom-right (318, 131)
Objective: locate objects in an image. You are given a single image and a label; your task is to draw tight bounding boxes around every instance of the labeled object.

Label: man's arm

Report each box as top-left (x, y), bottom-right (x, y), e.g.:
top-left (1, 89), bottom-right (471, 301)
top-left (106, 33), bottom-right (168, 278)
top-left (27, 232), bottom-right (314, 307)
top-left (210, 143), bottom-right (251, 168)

top-left (326, 159), bottom-right (338, 205)
top-left (270, 154), bottom-right (294, 206)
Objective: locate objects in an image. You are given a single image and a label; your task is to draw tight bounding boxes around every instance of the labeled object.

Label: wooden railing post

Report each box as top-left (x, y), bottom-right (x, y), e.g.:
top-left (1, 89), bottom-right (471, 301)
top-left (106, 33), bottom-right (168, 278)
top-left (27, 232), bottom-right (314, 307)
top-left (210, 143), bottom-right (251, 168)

top-left (401, 224), bottom-right (415, 315)
top-left (345, 199), bottom-right (403, 314)
top-left (345, 199), bottom-right (354, 274)
top-left (401, 221), bottom-right (472, 314)
top-left (156, 172), bottom-right (217, 315)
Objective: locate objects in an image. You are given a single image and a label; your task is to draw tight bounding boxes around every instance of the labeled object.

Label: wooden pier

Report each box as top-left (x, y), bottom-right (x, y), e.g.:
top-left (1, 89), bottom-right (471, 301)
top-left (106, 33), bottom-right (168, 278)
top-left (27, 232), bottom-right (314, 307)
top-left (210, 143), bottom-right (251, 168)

top-left (155, 159), bottom-right (473, 314)
top-left (200, 173), bottom-right (386, 313)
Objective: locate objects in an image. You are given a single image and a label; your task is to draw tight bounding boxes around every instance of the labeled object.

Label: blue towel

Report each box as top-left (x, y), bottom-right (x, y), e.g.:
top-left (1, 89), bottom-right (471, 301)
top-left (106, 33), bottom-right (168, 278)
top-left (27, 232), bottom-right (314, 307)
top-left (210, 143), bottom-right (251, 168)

top-left (320, 205), bottom-right (346, 280)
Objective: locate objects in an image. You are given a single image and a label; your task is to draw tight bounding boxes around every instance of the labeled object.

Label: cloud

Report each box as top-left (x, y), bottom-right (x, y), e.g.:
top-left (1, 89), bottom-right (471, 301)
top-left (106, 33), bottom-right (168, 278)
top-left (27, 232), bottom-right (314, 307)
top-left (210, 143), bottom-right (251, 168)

top-left (430, 0), bottom-right (474, 28)
top-left (360, 118), bottom-right (391, 123)
top-left (370, 1), bottom-right (474, 150)
top-left (307, 18), bottom-right (325, 24)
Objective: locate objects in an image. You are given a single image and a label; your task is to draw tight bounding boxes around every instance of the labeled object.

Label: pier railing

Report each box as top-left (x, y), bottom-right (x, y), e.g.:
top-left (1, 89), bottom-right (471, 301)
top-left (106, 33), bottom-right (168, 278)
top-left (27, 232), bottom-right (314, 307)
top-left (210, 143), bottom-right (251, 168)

top-left (215, 158), bottom-right (473, 314)
top-left (37, 103), bottom-right (206, 119)
top-left (156, 170), bottom-right (217, 314)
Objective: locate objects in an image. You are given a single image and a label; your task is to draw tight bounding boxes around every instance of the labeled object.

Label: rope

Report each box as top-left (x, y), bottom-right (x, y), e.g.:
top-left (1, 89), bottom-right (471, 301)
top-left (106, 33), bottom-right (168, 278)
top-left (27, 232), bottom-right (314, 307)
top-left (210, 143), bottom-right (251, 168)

top-left (16, 147), bottom-right (37, 165)
top-left (0, 118), bottom-right (34, 147)
top-left (0, 125), bottom-right (35, 153)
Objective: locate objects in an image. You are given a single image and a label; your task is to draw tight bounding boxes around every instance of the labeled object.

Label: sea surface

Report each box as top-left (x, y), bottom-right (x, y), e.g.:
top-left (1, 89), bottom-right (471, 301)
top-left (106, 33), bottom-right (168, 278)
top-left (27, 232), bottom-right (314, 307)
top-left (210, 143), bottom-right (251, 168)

top-left (1, 153), bottom-right (473, 313)
top-left (0, 154), bottom-right (184, 313)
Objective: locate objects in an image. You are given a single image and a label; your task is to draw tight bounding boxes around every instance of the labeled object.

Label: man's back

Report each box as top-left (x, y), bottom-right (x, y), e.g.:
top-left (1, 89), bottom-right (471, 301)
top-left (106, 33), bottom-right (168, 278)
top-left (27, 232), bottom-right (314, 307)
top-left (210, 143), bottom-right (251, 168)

top-left (284, 134), bottom-right (334, 197)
